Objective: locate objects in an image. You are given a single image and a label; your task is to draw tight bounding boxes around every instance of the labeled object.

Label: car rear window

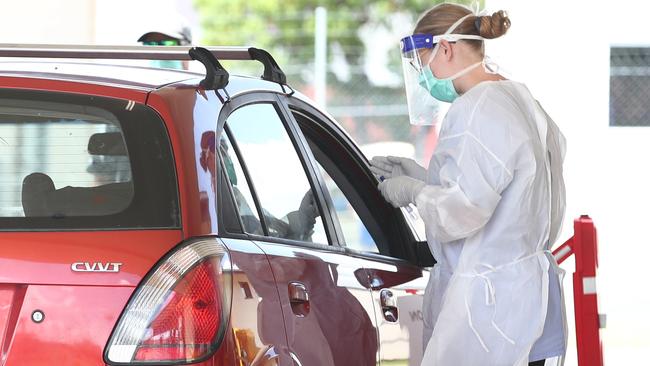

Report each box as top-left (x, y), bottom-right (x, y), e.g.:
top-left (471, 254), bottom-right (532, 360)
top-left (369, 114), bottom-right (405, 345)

top-left (0, 89), bottom-right (179, 230)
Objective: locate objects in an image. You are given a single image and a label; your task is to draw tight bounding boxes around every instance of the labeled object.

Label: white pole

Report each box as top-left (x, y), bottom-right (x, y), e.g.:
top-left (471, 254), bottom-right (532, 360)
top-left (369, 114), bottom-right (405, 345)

top-left (314, 6), bottom-right (327, 108)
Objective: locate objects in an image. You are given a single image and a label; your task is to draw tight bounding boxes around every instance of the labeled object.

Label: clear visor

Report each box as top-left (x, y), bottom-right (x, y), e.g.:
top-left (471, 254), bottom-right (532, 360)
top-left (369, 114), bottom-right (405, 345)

top-left (400, 9), bottom-right (486, 126)
top-left (400, 35), bottom-right (441, 126)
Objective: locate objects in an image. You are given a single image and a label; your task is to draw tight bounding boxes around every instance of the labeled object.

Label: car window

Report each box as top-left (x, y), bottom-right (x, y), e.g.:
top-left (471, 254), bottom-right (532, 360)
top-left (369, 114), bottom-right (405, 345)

top-left (2, 115), bottom-right (133, 218)
top-left (219, 132), bottom-right (263, 235)
top-left (225, 103), bottom-right (327, 244)
top-left (291, 109), bottom-right (393, 253)
top-left (0, 89), bottom-right (179, 230)
top-left (313, 160), bottom-right (380, 252)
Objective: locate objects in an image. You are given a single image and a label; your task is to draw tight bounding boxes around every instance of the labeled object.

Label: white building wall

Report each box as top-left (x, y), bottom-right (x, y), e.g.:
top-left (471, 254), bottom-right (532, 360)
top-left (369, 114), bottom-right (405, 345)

top-left (94, 0), bottom-right (199, 45)
top-left (0, 0), bottom-right (199, 45)
top-left (0, 0), bottom-right (96, 44)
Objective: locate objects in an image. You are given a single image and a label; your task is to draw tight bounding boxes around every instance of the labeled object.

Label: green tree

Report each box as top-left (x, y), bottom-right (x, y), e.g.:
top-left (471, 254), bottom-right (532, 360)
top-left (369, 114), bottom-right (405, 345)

top-left (194, 0), bottom-right (478, 79)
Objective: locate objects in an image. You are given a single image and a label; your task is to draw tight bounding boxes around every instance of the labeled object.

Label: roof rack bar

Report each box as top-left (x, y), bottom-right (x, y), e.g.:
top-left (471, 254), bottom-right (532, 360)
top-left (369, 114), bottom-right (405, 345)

top-left (0, 44), bottom-right (252, 61)
top-left (0, 44), bottom-right (290, 88)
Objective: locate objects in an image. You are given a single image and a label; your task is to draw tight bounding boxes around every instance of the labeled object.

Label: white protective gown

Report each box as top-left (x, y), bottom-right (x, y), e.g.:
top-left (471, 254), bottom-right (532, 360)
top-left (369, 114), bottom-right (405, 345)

top-left (417, 80), bottom-right (567, 366)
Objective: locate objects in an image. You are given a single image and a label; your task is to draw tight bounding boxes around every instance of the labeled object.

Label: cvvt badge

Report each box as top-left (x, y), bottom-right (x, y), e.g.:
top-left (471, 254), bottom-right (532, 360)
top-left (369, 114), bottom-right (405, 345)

top-left (71, 262), bottom-right (123, 273)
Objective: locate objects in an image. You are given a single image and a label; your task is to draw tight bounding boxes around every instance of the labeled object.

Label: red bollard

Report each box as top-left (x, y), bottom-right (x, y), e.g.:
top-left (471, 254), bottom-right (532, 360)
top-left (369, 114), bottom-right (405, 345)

top-left (553, 215), bottom-right (605, 366)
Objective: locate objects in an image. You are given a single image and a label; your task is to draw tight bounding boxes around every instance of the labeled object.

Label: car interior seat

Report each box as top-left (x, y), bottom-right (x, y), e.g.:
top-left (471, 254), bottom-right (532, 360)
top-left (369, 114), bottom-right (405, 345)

top-left (21, 132), bottom-right (134, 217)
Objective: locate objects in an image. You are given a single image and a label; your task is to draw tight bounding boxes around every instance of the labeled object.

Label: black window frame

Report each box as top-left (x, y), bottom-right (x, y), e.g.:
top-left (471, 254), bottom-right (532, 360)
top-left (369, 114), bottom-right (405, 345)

top-left (0, 88), bottom-right (180, 231)
top-left (284, 97), bottom-right (435, 267)
top-left (299, 127), bottom-right (385, 254)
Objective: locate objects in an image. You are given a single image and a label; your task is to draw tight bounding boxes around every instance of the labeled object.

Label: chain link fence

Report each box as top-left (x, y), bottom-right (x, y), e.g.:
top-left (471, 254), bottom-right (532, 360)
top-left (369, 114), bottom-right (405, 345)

top-left (610, 47), bottom-right (650, 127)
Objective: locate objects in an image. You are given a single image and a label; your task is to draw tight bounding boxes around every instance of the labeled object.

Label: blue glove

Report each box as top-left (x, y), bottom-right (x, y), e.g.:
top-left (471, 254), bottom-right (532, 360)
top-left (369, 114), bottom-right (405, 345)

top-left (378, 176), bottom-right (426, 208)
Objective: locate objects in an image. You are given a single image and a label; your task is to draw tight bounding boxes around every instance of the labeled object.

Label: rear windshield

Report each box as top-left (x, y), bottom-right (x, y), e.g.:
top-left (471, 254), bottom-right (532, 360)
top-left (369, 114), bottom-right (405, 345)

top-left (0, 89), bottom-right (179, 230)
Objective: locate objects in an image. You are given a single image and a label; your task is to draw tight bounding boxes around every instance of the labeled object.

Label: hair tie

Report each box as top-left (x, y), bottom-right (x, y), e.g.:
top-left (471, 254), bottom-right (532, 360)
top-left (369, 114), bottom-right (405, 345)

top-left (474, 16), bottom-right (482, 32)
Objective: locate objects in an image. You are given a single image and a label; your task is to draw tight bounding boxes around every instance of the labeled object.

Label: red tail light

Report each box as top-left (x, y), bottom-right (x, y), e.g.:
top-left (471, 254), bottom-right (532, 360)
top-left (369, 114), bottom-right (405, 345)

top-left (135, 259), bottom-right (221, 361)
top-left (105, 239), bottom-right (231, 365)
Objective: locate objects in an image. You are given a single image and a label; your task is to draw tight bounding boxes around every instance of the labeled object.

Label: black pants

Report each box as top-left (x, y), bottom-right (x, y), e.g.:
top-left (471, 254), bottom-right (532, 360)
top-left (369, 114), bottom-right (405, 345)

top-left (529, 361), bottom-right (545, 366)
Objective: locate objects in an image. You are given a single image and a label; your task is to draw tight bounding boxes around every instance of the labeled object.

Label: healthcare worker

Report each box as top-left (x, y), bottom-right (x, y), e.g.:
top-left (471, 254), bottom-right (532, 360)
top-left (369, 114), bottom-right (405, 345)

top-left (371, 4), bottom-right (567, 366)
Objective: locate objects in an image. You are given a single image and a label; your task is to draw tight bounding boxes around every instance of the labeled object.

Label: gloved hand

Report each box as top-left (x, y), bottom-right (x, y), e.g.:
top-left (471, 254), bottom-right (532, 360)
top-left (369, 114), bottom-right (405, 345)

top-left (285, 190), bottom-right (320, 241)
top-left (298, 190), bottom-right (319, 224)
top-left (370, 156), bottom-right (427, 181)
top-left (378, 176), bottom-right (426, 208)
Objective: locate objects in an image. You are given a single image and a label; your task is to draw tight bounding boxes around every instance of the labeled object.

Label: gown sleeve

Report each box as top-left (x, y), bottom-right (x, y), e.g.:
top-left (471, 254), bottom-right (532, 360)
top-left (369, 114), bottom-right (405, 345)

top-left (538, 101), bottom-right (567, 244)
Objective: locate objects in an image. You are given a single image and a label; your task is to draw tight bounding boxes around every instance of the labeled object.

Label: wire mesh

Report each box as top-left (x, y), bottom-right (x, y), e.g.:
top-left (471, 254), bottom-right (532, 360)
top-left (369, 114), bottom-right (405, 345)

top-left (610, 47), bottom-right (650, 127)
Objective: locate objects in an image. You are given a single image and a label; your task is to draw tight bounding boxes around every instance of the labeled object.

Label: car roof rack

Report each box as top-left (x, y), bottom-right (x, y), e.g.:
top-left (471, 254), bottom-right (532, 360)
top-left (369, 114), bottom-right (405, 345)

top-left (0, 44), bottom-right (289, 91)
top-left (188, 47), bottom-right (229, 91)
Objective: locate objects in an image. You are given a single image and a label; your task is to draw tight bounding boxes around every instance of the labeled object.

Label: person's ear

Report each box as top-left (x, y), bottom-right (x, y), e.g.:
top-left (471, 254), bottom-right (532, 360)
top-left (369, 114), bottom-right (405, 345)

top-left (438, 40), bottom-right (453, 62)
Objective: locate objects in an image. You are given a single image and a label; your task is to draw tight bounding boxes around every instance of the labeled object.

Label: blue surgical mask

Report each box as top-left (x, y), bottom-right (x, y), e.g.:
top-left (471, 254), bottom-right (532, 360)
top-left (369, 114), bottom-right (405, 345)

top-left (418, 67), bottom-right (459, 103)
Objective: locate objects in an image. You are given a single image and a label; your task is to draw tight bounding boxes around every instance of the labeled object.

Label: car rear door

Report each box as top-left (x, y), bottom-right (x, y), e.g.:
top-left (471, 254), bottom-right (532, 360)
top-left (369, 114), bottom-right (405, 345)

top-left (216, 93), bottom-right (379, 366)
top-left (285, 98), bottom-right (434, 366)
top-left (0, 87), bottom-right (181, 365)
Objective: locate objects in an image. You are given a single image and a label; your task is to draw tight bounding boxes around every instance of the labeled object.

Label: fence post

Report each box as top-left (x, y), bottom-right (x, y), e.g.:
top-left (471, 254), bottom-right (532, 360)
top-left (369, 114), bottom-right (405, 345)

top-left (314, 6), bottom-right (327, 108)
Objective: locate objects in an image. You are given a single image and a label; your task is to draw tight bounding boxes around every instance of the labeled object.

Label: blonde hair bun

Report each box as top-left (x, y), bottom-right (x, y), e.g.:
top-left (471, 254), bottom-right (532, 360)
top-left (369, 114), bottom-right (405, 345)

top-left (476, 10), bottom-right (511, 39)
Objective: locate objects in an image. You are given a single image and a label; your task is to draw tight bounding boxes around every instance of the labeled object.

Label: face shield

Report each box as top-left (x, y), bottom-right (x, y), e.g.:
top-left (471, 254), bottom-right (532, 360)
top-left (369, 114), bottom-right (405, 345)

top-left (400, 11), bottom-right (486, 125)
top-left (400, 34), bottom-right (440, 126)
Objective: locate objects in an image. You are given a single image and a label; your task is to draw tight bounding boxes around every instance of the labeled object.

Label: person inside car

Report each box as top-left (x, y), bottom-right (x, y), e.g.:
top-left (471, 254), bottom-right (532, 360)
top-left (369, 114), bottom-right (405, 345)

top-left (200, 131), bottom-right (320, 241)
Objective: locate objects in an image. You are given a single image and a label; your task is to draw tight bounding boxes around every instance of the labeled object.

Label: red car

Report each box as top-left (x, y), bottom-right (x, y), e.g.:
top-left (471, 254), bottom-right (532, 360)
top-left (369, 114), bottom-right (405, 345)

top-left (0, 45), bottom-right (432, 366)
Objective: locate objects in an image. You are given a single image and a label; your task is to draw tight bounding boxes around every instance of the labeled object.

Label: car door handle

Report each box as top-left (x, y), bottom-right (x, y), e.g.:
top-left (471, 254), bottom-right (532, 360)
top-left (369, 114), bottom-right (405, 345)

top-left (288, 281), bottom-right (310, 317)
top-left (380, 289), bottom-right (398, 323)
top-left (290, 351), bottom-right (303, 366)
